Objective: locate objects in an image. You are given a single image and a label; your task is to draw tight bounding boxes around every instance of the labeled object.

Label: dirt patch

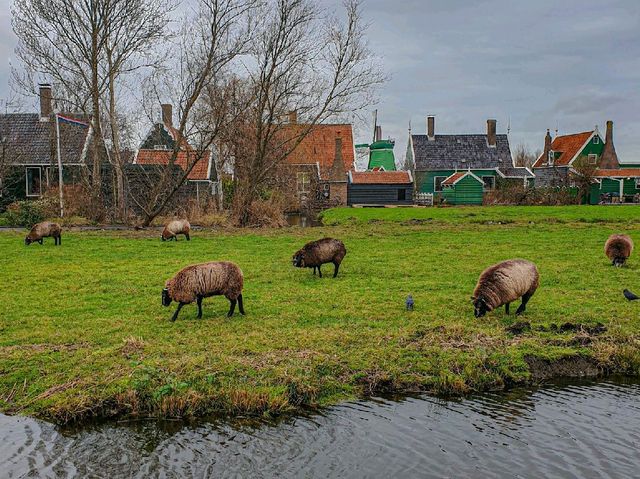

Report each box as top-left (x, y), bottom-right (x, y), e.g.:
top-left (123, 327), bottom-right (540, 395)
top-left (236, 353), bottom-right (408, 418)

top-left (525, 355), bottom-right (604, 382)
top-left (505, 321), bottom-right (531, 335)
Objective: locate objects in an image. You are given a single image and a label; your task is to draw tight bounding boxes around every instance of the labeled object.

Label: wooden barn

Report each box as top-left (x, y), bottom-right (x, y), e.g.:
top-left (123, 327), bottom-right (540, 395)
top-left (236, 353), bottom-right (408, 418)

top-left (347, 170), bottom-right (413, 206)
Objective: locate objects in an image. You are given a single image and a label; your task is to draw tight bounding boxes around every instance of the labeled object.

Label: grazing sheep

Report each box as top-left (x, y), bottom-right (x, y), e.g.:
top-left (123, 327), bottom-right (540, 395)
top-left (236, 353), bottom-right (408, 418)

top-left (472, 259), bottom-right (539, 318)
top-left (161, 219), bottom-right (191, 241)
top-left (605, 234), bottom-right (633, 267)
top-left (292, 237), bottom-right (346, 278)
top-left (162, 261), bottom-right (244, 321)
top-left (25, 222), bottom-right (62, 246)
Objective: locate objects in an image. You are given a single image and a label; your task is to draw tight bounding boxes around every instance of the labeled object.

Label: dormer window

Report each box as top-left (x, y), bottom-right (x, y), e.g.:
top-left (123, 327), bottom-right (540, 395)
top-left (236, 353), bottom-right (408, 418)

top-left (588, 154), bottom-right (598, 164)
top-left (154, 144), bottom-right (167, 150)
top-left (548, 150), bottom-right (554, 165)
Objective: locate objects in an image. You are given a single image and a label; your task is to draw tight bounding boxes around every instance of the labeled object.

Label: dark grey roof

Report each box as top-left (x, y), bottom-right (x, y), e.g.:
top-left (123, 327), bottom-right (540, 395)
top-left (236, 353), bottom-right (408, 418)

top-left (0, 113), bottom-right (91, 166)
top-left (412, 134), bottom-right (534, 178)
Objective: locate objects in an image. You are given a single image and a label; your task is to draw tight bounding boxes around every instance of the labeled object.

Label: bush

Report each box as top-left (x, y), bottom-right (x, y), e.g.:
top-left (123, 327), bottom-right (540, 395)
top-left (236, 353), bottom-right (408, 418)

top-left (2, 199), bottom-right (55, 227)
top-left (484, 185), bottom-right (579, 206)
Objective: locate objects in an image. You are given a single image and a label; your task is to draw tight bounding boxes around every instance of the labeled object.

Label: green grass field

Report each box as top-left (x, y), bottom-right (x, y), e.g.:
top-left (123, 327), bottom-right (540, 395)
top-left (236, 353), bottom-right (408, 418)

top-left (1, 205), bottom-right (640, 423)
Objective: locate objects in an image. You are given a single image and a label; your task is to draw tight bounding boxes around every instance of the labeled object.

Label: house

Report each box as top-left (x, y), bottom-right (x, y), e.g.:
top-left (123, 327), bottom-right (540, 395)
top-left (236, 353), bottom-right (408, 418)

top-left (347, 170), bottom-right (413, 206)
top-left (283, 117), bottom-right (355, 208)
top-left (533, 121), bottom-right (640, 203)
top-left (0, 84), bottom-right (93, 207)
top-left (406, 116), bottom-right (534, 205)
top-left (133, 104), bottom-right (220, 203)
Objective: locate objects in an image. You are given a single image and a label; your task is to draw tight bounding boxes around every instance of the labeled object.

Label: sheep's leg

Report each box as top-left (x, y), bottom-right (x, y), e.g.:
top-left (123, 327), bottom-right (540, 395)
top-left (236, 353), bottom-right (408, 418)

top-left (516, 293), bottom-right (532, 316)
top-left (39, 239), bottom-right (43, 245)
top-left (227, 299), bottom-right (237, 317)
top-left (185, 233), bottom-right (190, 241)
top-left (58, 235), bottom-right (61, 245)
top-left (505, 303), bottom-right (510, 315)
top-left (333, 262), bottom-right (340, 278)
top-left (170, 302), bottom-right (185, 322)
top-left (196, 296), bottom-right (203, 319)
top-left (313, 266), bottom-right (317, 275)
top-left (238, 294), bottom-right (245, 315)
top-left (317, 265), bottom-right (322, 278)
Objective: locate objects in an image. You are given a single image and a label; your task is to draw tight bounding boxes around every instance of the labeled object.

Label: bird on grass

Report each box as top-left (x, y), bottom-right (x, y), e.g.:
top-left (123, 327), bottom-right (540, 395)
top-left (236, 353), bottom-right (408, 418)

top-left (406, 295), bottom-right (414, 311)
top-left (623, 289), bottom-right (639, 301)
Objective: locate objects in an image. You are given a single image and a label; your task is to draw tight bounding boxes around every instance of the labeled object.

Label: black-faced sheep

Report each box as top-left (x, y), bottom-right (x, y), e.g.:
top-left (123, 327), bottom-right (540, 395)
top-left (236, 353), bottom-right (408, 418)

top-left (25, 222), bottom-right (62, 246)
top-left (472, 259), bottom-right (539, 318)
top-left (605, 234), bottom-right (633, 267)
top-left (162, 219), bottom-right (191, 241)
top-left (162, 261), bottom-right (244, 321)
top-left (292, 238), bottom-right (346, 278)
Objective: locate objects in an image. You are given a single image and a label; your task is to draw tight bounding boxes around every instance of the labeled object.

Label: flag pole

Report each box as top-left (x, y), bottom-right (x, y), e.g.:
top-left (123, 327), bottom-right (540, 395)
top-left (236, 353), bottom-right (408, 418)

top-left (55, 113), bottom-right (64, 218)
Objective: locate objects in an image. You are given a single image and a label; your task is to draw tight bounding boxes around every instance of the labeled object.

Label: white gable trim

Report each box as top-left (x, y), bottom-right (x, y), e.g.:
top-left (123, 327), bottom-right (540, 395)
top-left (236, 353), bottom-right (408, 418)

top-left (568, 131), bottom-right (597, 166)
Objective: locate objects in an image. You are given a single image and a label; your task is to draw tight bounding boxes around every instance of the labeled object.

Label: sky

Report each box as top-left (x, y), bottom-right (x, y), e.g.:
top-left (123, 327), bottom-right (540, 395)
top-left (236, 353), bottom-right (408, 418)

top-left (1, 0), bottom-right (640, 163)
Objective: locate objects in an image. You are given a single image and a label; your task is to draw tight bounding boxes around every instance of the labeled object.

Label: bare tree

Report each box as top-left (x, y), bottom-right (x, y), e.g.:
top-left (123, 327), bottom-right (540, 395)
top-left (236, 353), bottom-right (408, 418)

top-left (228, 0), bottom-right (385, 226)
top-left (131, 0), bottom-right (259, 226)
top-left (12, 0), bottom-right (173, 219)
top-left (513, 143), bottom-right (540, 169)
top-left (570, 155), bottom-right (598, 204)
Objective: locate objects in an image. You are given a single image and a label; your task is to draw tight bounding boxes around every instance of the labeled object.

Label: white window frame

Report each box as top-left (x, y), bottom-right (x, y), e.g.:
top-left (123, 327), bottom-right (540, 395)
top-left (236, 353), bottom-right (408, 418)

top-left (482, 176), bottom-right (496, 191)
top-left (635, 178), bottom-right (640, 189)
top-left (433, 176), bottom-right (447, 192)
top-left (26, 167), bottom-right (42, 197)
top-left (588, 154), bottom-right (598, 164)
top-left (594, 136), bottom-right (600, 144)
top-left (548, 150), bottom-right (554, 165)
top-left (296, 172), bottom-right (311, 195)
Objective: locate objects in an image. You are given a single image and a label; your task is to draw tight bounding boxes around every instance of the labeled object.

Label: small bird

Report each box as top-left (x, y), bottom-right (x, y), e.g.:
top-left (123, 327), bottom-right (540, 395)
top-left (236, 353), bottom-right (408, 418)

top-left (623, 289), bottom-right (639, 301)
top-left (406, 295), bottom-right (414, 311)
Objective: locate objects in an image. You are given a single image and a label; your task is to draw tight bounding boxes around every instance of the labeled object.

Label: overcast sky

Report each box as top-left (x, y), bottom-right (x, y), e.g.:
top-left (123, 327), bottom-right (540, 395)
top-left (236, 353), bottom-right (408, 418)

top-left (1, 0), bottom-right (639, 162)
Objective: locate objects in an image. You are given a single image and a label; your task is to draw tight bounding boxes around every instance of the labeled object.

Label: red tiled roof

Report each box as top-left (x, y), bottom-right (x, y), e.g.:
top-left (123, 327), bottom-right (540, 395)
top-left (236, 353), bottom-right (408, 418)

top-left (350, 170), bottom-right (412, 184)
top-left (594, 168), bottom-right (640, 178)
top-left (533, 131), bottom-right (593, 167)
top-left (442, 172), bottom-right (466, 185)
top-left (284, 124), bottom-right (355, 179)
top-left (136, 149), bottom-right (211, 180)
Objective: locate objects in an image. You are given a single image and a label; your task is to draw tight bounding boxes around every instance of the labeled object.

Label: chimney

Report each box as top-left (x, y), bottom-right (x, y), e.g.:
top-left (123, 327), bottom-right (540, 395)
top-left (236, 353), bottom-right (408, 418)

top-left (39, 84), bottom-right (52, 121)
top-left (543, 129), bottom-right (552, 161)
top-left (487, 119), bottom-right (497, 147)
top-left (375, 125), bottom-right (382, 142)
top-left (599, 120), bottom-right (619, 169)
top-left (288, 110), bottom-right (298, 124)
top-left (329, 137), bottom-right (346, 180)
top-left (161, 104), bottom-right (173, 127)
top-left (427, 116), bottom-right (435, 141)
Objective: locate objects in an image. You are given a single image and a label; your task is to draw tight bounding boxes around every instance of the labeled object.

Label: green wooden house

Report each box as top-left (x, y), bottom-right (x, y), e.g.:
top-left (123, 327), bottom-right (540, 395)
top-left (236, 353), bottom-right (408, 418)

top-left (405, 116), bottom-right (534, 205)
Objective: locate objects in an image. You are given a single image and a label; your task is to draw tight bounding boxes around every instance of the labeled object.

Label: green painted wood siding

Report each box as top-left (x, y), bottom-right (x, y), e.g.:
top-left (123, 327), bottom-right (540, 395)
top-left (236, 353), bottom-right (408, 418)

top-left (416, 170), bottom-right (498, 194)
top-left (441, 175), bottom-right (484, 205)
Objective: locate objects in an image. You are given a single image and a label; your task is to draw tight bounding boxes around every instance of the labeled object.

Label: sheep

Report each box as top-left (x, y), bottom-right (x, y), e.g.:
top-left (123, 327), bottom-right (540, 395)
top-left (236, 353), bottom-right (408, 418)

top-left (472, 259), bottom-right (539, 318)
top-left (162, 261), bottom-right (244, 321)
top-left (161, 219), bottom-right (191, 241)
top-left (292, 237), bottom-right (346, 278)
top-left (605, 234), bottom-right (634, 267)
top-left (25, 222), bottom-right (62, 246)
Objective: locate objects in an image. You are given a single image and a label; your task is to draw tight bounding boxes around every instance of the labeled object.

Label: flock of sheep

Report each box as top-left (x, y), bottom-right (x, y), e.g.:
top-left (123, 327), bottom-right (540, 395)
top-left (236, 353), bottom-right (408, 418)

top-left (23, 219), bottom-right (638, 321)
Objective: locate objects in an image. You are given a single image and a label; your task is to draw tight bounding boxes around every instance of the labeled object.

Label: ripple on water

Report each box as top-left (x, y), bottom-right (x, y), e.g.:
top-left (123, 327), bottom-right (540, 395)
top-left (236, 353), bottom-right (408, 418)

top-left (1, 378), bottom-right (640, 478)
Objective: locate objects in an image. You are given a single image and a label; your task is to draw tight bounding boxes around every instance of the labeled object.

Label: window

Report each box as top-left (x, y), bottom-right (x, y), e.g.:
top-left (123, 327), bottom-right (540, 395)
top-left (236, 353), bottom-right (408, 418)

top-left (548, 150), bottom-right (554, 165)
top-left (434, 176), bottom-right (446, 192)
top-left (153, 144), bottom-right (167, 150)
top-left (26, 167), bottom-right (42, 197)
top-left (397, 189), bottom-right (406, 201)
top-left (594, 136), bottom-right (600, 144)
top-left (482, 176), bottom-right (496, 191)
top-left (636, 178), bottom-right (640, 189)
top-left (296, 172), bottom-right (311, 195)
top-left (588, 154), bottom-right (598, 165)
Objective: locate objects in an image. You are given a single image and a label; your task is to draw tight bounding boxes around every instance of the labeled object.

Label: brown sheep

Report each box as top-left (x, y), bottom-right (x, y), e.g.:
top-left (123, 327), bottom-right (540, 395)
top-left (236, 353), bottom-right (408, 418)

top-left (472, 259), bottom-right (539, 318)
top-left (162, 261), bottom-right (244, 321)
top-left (25, 222), bottom-right (62, 246)
top-left (605, 234), bottom-right (633, 267)
top-left (292, 238), bottom-right (346, 278)
top-left (162, 219), bottom-right (191, 241)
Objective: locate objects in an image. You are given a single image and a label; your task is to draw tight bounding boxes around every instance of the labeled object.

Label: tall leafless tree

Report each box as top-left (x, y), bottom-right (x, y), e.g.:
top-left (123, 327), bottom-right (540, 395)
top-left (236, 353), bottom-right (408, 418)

top-left (513, 143), bottom-right (540, 169)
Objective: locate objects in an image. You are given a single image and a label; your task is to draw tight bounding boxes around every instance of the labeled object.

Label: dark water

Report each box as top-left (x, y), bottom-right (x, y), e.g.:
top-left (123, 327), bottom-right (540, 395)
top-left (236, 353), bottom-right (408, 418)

top-left (2, 379), bottom-right (640, 478)
top-left (286, 213), bottom-right (321, 227)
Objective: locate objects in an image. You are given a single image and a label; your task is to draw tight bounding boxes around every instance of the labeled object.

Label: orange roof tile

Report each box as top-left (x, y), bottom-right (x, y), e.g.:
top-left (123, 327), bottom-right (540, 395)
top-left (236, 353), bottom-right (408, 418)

top-left (284, 124), bottom-right (355, 179)
top-left (442, 172), bottom-right (466, 185)
top-left (350, 171), bottom-right (412, 184)
top-left (136, 149), bottom-right (211, 180)
top-left (533, 131), bottom-right (593, 167)
top-left (594, 168), bottom-right (640, 178)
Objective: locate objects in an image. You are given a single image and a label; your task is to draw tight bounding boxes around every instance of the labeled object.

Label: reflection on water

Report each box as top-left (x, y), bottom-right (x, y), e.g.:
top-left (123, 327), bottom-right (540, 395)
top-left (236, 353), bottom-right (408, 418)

top-left (2, 378), bottom-right (640, 478)
top-left (286, 213), bottom-right (321, 227)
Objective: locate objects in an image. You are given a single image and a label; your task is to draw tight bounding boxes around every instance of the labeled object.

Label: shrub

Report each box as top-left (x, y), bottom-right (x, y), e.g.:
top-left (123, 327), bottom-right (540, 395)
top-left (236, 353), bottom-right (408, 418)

top-left (484, 185), bottom-right (579, 206)
top-left (2, 199), bottom-right (55, 227)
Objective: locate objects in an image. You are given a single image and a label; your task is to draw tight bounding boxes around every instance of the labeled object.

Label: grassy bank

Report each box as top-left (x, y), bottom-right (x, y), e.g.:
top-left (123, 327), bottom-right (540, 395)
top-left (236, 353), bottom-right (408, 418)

top-left (1, 206), bottom-right (640, 424)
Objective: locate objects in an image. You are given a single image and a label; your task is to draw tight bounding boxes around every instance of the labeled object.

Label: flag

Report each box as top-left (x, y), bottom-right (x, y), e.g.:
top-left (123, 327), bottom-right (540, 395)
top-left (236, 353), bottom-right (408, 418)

top-left (56, 114), bottom-right (89, 128)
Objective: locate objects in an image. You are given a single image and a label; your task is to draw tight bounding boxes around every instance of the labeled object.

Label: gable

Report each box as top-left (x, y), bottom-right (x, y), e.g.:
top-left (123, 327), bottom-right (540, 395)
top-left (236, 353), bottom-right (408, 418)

top-left (533, 131), bottom-right (596, 168)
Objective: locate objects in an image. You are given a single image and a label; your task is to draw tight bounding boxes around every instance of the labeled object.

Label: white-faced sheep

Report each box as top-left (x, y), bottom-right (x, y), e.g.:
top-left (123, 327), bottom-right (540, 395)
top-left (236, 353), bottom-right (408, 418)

top-left (472, 259), bottom-right (539, 318)
top-left (292, 238), bottom-right (346, 278)
top-left (605, 234), bottom-right (633, 267)
top-left (25, 222), bottom-right (62, 246)
top-left (162, 261), bottom-right (244, 321)
top-left (162, 219), bottom-right (191, 241)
